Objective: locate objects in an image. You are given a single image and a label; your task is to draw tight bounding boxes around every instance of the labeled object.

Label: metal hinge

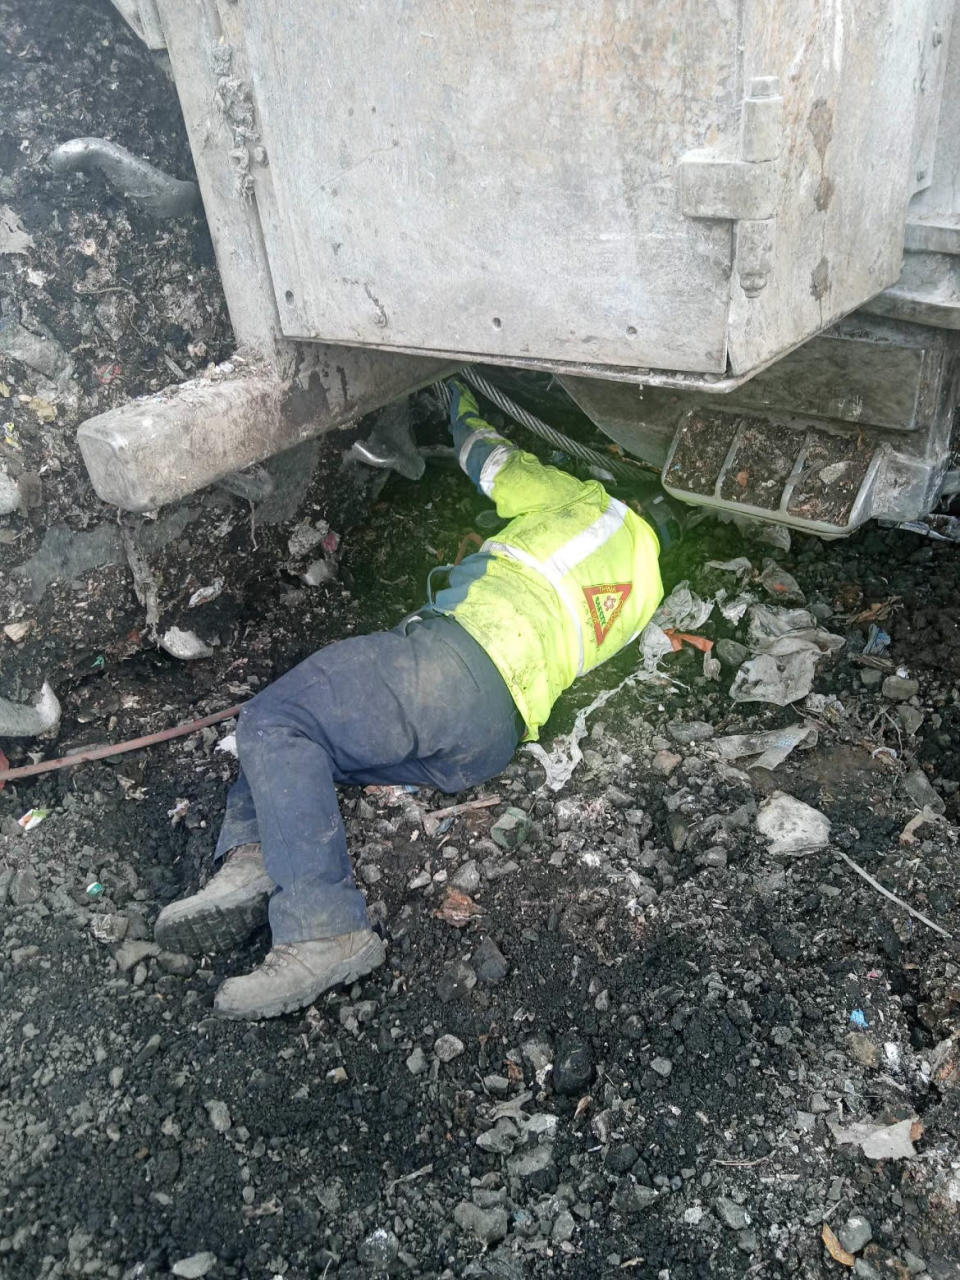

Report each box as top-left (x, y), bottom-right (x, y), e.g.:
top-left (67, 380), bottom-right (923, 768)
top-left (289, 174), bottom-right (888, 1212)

top-left (679, 76), bottom-right (783, 296)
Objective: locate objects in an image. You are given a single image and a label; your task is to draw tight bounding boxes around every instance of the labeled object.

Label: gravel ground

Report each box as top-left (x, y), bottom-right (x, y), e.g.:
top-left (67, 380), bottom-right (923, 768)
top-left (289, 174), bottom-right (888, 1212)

top-left (1, 4), bottom-right (959, 1279)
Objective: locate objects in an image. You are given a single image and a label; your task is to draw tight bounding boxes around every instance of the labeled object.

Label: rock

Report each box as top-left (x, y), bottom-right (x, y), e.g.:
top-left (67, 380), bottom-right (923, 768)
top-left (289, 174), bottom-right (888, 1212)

top-left (171, 1252), bottom-right (217, 1278)
top-left (613, 1183), bottom-right (659, 1215)
top-left (604, 1143), bottom-right (639, 1173)
top-left (436, 960), bottom-right (477, 1003)
top-left (473, 936), bottom-right (509, 983)
top-left (553, 1038), bottom-right (594, 1096)
top-left (904, 768), bottom-right (945, 815)
top-left (522, 1037), bottom-right (554, 1084)
top-left (476, 1118), bottom-right (519, 1155)
top-left (491, 807), bottom-right (533, 849)
top-left (897, 705), bottom-right (924, 736)
top-left (0, 467), bottom-right (20, 514)
top-left (406, 1046), bottom-right (427, 1076)
top-left (882, 675), bottom-right (919, 702)
top-left (507, 1144), bottom-right (555, 1179)
top-left (8, 869), bottom-right (41, 907)
top-left (450, 859), bottom-right (481, 893)
top-left (846, 1032), bottom-right (881, 1069)
top-left (434, 1034), bottom-right (465, 1062)
top-left (113, 939), bottom-right (159, 973)
top-left (204, 1099), bottom-right (231, 1132)
top-left (159, 627), bottom-right (214, 661)
top-left (716, 638), bottom-right (749, 669)
top-left (453, 1200), bottom-right (509, 1245)
top-left (667, 720), bottom-right (714, 744)
top-left (651, 1056), bottom-right (672, 1078)
top-left (157, 950), bottom-right (196, 977)
top-left (552, 1210), bottom-right (575, 1243)
top-left (860, 668), bottom-right (882, 688)
top-left (737, 1229), bottom-right (759, 1254)
top-left (716, 1196), bottom-right (750, 1230)
top-left (358, 1227), bottom-right (399, 1271)
top-left (651, 749), bottom-right (682, 776)
top-left (838, 1216), bottom-right (873, 1254)
top-left (91, 914), bottom-right (129, 944)
top-left (756, 792), bottom-right (830, 854)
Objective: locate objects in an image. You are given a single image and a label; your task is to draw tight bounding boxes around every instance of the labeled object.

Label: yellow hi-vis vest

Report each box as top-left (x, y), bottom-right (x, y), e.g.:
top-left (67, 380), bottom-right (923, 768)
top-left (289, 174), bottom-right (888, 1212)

top-left (430, 425), bottom-right (664, 740)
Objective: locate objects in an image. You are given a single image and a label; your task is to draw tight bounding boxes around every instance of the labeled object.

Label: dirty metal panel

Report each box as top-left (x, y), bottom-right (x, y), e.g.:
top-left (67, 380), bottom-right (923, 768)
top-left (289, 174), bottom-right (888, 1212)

top-left (727, 0), bottom-right (934, 376)
top-left (238, 0), bottom-right (742, 375)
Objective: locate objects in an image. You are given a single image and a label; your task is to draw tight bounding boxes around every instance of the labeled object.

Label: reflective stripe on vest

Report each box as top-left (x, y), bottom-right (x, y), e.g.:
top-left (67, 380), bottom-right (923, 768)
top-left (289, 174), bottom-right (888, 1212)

top-left (483, 496), bottom-right (630, 675)
top-left (478, 444), bottom-right (513, 497)
top-left (459, 426), bottom-right (503, 472)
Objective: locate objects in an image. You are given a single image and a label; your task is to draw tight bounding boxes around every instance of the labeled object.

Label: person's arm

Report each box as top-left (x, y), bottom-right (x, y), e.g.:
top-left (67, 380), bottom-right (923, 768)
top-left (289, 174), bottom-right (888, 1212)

top-left (448, 379), bottom-right (593, 518)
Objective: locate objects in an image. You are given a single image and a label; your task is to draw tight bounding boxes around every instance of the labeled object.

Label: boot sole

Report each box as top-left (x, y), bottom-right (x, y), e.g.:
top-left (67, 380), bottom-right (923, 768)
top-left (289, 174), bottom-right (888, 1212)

top-left (154, 881), bottom-right (272, 956)
top-left (214, 934), bottom-right (387, 1021)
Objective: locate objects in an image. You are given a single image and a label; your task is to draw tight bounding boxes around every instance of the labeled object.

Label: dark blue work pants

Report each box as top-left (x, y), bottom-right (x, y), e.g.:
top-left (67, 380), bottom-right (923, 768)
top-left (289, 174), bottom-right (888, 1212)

top-left (215, 615), bottom-right (523, 943)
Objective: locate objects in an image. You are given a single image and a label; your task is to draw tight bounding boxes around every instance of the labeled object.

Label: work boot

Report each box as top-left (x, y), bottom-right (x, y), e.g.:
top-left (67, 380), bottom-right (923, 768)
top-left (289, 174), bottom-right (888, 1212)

top-left (154, 843), bottom-right (273, 956)
top-left (213, 929), bottom-right (386, 1020)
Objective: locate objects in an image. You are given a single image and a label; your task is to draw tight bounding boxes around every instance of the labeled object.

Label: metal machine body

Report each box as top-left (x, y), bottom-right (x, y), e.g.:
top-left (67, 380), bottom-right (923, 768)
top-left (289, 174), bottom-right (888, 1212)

top-left (87, 0), bottom-right (959, 536)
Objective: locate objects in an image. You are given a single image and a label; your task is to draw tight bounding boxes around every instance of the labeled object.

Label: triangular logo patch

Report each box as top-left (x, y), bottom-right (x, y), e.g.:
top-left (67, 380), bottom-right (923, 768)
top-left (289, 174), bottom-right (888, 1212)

top-left (584, 582), bottom-right (633, 646)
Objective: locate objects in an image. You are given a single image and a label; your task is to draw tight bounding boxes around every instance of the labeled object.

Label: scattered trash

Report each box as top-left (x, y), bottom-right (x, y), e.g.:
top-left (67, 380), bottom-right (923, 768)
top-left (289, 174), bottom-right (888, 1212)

top-left (863, 624), bottom-right (891, 656)
top-left (422, 794), bottom-right (500, 837)
top-left (0, 204), bottom-right (34, 255)
top-left (187, 578), bottom-right (224, 608)
top-left (26, 395), bottom-right (56, 422)
top-left (48, 137), bottom-right (201, 219)
top-left (0, 681), bottom-right (61, 738)
top-left (716, 590), bottom-right (755, 624)
top-left (526, 666), bottom-right (659, 791)
top-left (756, 792), bottom-right (831, 854)
top-left (821, 1223), bottom-right (855, 1267)
top-left (287, 518), bottom-right (330, 559)
top-left (167, 798), bottom-right (190, 826)
top-left (710, 723), bottom-right (817, 771)
top-left (434, 887), bottom-right (484, 927)
top-left (899, 806), bottom-right (943, 845)
top-left (758, 523), bottom-right (791, 552)
top-left (215, 733), bottom-right (238, 758)
top-left (18, 807), bottom-right (50, 831)
top-left (302, 558), bottom-right (337, 586)
top-left (759, 563), bottom-right (805, 603)
top-left (903, 768), bottom-right (945, 815)
top-left (0, 314), bottom-right (74, 384)
top-left (850, 1010), bottom-right (869, 1029)
top-left (0, 466), bottom-right (19, 514)
top-left (827, 1116), bottom-right (920, 1160)
top-left (160, 627), bottom-right (214, 661)
top-left (663, 629), bottom-right (714, 654)
top-left (705, 556), bottom-right (753, 579)
top-left (651, 581), bottom-right (713, 632)
top-left (834, 847), bottom-right (952, 939)
top-left (730, 605), bottom-right (843, 705)
top-left (640, 622), bottom-right (677, 672)
top-left (91, 914), bottom-right (129, 944)
top-left (86, 881), bottom-right (105, 898)
top-left (2, 421), bottom-right (21, 449)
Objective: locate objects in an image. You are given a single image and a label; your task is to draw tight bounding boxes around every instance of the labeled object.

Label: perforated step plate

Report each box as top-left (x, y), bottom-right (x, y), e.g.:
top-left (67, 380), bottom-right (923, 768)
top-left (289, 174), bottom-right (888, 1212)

top-left (662, 409), bottom-right (884, 536)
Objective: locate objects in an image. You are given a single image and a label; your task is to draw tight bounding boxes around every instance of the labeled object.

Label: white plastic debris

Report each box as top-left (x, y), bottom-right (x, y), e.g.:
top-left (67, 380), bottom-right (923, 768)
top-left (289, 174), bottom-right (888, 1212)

top-left (302, 558), bottom-right (336, 586)
top-left (18, 807), bottom-right (50, 831)
top-left (287, 518), bottom-right (329, 559)
top-left (756, 791), bottom-right (831, 854)
top-left (3, 620), bottom-right (33, 642)
top-left (706, 557), bottom-right (753, 578)
top-left (160, 627), bottom-right (214, 660)
top-left (0, 204), bottom-right (34, 255)
top-left (0, 681), bottom-right (61, 738)
top-left (828, 1116), bottom-right (918, 1160)
top-left (187, 578), bottom-right (224, 608)
top-left (640, 622), bottom-right (676, 672)
top-left (215, 733), bottom-right (238, 758)
top-left (730, 604), bottom-right (843, 705)
top-left (167, 798), bottom-right (190, 826)
top-left (651, 581), bottom-right (713, 632)
top-left (0, 466), bottom-right (20, 514)
top-left (710, 723), bottom-right (817, 771)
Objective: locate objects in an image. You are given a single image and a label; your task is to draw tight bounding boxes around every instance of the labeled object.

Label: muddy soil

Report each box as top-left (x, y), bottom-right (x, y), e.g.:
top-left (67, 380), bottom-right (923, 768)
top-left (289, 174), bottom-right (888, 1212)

top-left (1, 5), bottom-right (959, 1280)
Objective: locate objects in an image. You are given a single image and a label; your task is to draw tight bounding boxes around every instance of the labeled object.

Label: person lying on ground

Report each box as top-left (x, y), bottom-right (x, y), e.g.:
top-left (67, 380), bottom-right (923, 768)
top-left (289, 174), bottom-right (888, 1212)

top-left (154, 379), bottom-right (671, 1020)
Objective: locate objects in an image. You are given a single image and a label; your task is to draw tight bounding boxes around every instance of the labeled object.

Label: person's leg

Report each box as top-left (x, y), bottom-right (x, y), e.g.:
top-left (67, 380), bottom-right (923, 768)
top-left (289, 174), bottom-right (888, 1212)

top-left (214, 769), bottom-right (260, 859)
top-left (214, 617), bottom-right (521, 1018)
top-left (234, 617), bottom-right (521, 945)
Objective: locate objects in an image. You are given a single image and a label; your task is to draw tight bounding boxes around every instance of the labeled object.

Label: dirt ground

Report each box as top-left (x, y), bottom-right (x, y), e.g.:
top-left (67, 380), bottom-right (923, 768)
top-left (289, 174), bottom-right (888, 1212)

top-left (1, 4), bottom-right (959, 1279)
